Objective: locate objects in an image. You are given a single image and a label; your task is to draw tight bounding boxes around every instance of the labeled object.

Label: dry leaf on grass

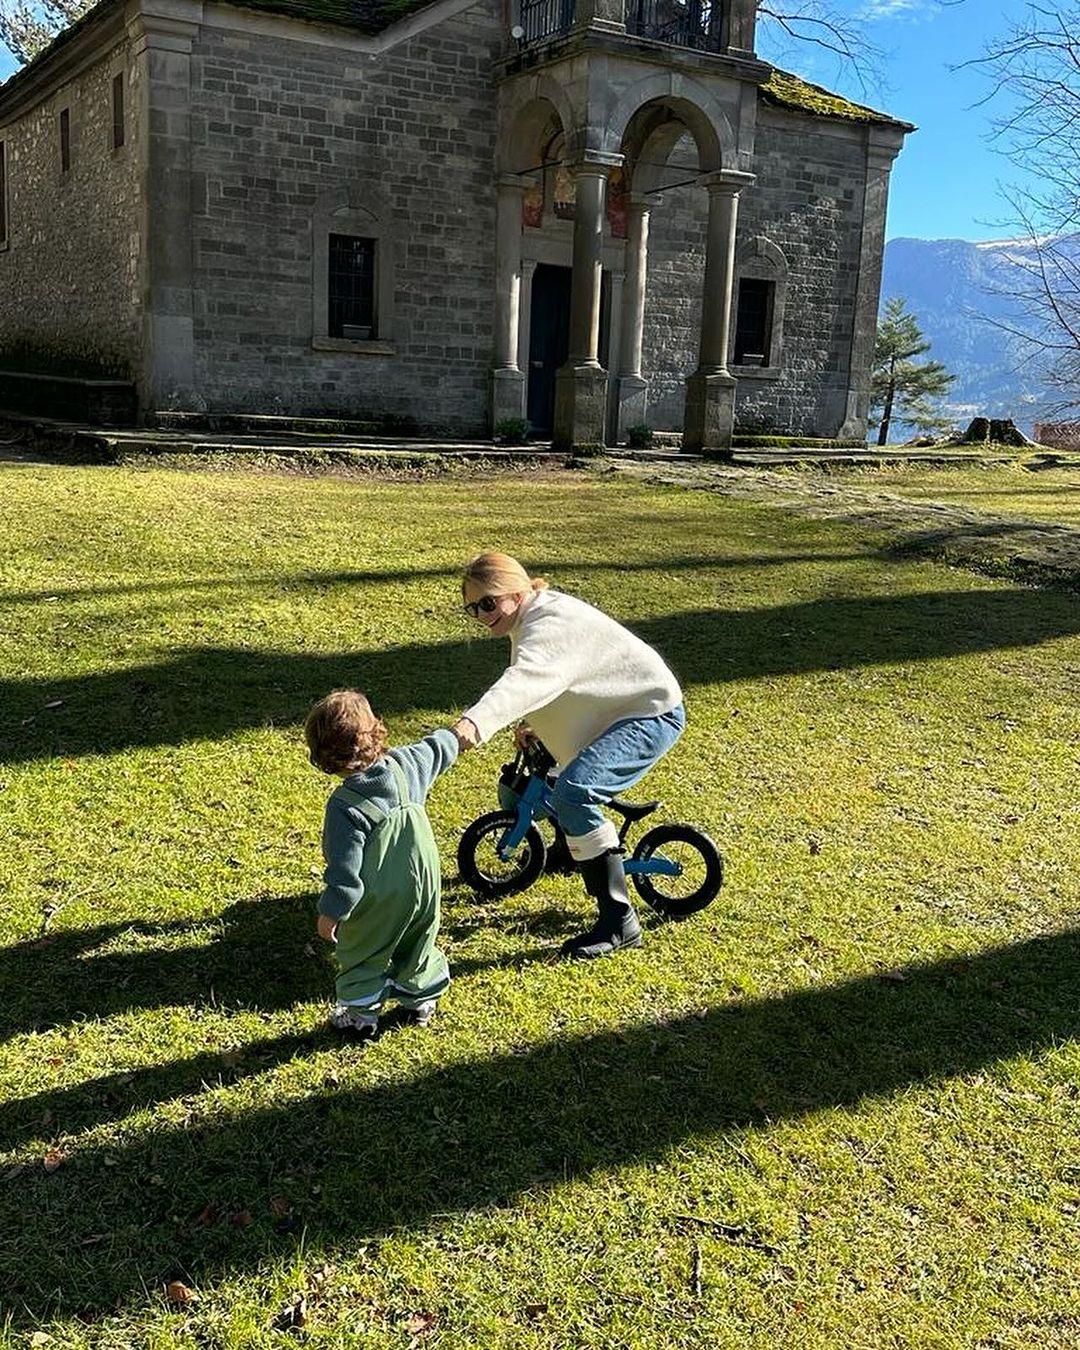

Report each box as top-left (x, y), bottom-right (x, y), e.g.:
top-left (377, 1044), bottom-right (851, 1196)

top-left (403, 1310), bottom-right (438, 1336)
top-left (273, 1294), bottom-right (307, 1331)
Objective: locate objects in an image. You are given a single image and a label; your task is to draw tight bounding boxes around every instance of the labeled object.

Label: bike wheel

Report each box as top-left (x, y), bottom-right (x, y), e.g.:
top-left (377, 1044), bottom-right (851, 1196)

top-left (630, 823), bottom-right (723, 919)
top-left (457, 811), bottom-right (547, 899)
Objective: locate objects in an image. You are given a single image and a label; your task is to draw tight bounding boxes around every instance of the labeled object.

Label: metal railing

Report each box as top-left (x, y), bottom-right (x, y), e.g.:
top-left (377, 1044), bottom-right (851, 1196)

top-left (625, 0), bottom-right (718, 51)
top-left (519, 0), bottom-right (575, 42)
top-left (514, 0), bottom-right (720, 50)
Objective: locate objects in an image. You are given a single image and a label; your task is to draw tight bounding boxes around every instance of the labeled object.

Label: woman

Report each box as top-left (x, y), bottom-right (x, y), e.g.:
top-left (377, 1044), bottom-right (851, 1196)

top-left (452, 552), bottom-right (685, 959)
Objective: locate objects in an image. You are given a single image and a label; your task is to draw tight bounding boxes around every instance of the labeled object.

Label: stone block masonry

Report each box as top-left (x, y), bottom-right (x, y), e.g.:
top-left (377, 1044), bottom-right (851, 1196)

top-left (0, 39), bottom-right (141, 377)
top-left (188, 5), bottom-right (502, 432)
top-left (642, 111), bottom-right (877, 439)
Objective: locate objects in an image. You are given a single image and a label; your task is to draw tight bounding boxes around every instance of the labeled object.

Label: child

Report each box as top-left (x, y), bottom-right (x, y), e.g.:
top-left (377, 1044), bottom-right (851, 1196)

top-left (305, 689), bottom-right (461, 1041)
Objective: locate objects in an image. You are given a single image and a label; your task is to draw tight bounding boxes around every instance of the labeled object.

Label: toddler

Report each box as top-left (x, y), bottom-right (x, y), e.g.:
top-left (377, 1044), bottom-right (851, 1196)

top-left (305, 689), bottom-right (460, 1040)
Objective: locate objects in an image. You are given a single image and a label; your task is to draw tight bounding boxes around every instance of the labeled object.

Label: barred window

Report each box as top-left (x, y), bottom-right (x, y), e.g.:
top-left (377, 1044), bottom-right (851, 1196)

top-left (328, 234), bottom-right (376, 339)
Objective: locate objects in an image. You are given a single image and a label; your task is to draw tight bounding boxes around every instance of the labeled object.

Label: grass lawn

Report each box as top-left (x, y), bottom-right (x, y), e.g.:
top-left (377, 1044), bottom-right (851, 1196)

top-left (2, 462), bottom-right (1080, 1349)
top-left (826, 461), bottom-right (1080, 527)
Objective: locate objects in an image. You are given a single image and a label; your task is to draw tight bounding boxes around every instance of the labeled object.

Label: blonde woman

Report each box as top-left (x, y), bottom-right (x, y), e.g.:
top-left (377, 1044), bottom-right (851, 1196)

top-left (452, 552), bottom-right (685, 959)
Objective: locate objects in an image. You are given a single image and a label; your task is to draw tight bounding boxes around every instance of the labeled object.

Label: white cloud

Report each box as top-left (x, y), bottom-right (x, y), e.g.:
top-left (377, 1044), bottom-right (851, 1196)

top-left (858, 0), bottom-right (933, 18)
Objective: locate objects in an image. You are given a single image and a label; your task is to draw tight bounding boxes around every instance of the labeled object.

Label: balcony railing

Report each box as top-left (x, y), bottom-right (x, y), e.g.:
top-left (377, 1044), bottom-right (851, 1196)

top-left (516, 0), bottom-right (721, 51)
top-left (520, 0), bottom-right (575, 43)
top-left (626, 0), bottom-right (717, 50)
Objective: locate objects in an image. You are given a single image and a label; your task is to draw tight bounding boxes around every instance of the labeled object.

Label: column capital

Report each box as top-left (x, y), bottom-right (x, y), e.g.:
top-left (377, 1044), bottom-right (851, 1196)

top-left (627, 192), bottom-right (662, 212)
top-left (126, 0), bottom-right (202, 49)
top-left (564, 151), bottom-right (624, 177)
top-left (697, 169), bottom-right (757, 196)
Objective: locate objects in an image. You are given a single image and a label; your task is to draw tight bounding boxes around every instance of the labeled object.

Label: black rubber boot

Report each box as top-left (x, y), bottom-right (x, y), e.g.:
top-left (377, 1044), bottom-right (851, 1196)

top-left (544, 825), bottom-right (575, 874)
top-left (561, 850), bottom-right (643, 960)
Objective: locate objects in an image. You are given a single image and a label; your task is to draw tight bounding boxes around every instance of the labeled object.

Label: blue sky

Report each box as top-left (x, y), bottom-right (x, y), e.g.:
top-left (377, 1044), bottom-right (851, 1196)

top-left (757, 0), bottom-right (1034, 242)
top-left (0, 0), bottom-right (1032, 243)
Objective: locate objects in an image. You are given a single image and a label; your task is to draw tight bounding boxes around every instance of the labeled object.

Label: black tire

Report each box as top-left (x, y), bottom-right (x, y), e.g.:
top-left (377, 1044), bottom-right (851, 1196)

top-left (630, 823), bottom-right (723, 918)
top-left (457, 811), bottom-right (547, 899)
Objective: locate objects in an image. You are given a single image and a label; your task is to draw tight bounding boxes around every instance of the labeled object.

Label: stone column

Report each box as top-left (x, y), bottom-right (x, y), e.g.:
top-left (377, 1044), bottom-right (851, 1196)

top-left (491, 174), bottom-right (531, 429)
top-left (518, 258), bottom-right (537, 373)
top-left (615, 192), bottom-right (659, 442)
top-left (128, 4), bottom-right (202, 419)
top-left (553, 154), bottom-right (621, 453)
top-left (684, 169), bottom-right (755, 458)
top-left (838, 128), bottom-right (906, 440)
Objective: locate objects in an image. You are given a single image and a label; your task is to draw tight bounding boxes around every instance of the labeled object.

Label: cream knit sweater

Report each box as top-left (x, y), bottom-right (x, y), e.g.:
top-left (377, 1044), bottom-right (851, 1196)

top-left (462, 588), bottom-right (682, 766)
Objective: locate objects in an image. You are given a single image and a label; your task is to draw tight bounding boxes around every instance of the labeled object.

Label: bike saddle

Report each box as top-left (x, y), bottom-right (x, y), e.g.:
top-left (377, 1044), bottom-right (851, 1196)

top-left (609, 797), bottom-right (659, 822)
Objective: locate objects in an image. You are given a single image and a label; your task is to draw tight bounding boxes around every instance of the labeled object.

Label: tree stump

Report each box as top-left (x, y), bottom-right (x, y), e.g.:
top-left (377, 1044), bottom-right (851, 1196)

top-left (960, 417), bottom-right (1031, 447)
top-left (960, 417), bottom-right (991, 444)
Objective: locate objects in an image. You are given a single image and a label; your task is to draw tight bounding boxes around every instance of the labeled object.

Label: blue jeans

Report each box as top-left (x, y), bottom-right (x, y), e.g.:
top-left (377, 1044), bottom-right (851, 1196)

top-left (550, 704), bottom-right (686, 855)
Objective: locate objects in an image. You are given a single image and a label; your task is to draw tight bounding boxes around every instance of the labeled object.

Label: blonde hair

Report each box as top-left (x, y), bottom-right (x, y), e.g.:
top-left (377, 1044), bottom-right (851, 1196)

top-left (304, 689), bottom-right (389, 775)
top-left (462, 552), bottom-right (549, 598)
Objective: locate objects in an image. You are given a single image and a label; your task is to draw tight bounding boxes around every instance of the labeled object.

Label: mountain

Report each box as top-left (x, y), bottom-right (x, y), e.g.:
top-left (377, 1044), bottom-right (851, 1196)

top-left (880, 236), bottom-right (1070, 437)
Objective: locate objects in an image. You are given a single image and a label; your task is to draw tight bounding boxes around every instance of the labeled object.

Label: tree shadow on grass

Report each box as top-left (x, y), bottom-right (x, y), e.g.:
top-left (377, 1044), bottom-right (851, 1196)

top-left (0, 895), bottom-right (329, 1045)
top-left (0, 552), bottom-right (863, 609)
top-left (4, 587), bottom-right (1080, 765)
top-left (2, 928), bottom-right (1078, 1319)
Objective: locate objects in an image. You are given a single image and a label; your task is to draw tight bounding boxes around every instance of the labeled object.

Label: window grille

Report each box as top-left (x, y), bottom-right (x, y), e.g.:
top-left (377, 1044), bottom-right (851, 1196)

top-left (328, 234), bottom-right (376, 339)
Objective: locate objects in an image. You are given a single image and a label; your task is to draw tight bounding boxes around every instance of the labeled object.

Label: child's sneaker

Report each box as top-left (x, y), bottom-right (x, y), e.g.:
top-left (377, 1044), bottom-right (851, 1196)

top-left (399, 999), bottom-right (438, 1028)
top-left (329, 1005), bottom-right (379, 1041)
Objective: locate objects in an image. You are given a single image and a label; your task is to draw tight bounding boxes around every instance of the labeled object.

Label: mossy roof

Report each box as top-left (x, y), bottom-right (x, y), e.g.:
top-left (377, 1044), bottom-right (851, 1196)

top-left (760, 68), bottom-right (915, 130)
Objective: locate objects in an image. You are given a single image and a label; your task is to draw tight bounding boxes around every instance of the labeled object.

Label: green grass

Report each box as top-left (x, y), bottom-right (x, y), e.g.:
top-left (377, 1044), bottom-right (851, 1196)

top-left (835, 461), bottom-right (1080, 527)
top-left (2, 464), bottom-right (1080, 1347)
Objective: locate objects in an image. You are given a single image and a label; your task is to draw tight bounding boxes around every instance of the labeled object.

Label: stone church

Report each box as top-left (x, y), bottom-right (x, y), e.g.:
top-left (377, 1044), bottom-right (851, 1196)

top-left (0, 0), bottom-right (911, 450)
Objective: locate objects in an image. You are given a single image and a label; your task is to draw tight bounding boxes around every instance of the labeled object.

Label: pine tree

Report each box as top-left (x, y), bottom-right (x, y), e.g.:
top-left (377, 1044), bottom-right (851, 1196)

top-left (1, 0), bottom-right (95, 65)
top-left (871, 297), bottom-right (955, 445)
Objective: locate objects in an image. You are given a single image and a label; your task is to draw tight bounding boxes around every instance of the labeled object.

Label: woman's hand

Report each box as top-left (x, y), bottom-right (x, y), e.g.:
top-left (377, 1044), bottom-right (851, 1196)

top-left (451, 717), bottom-right (481, 751)
top-left (317, 914), bottom-right (338, 943)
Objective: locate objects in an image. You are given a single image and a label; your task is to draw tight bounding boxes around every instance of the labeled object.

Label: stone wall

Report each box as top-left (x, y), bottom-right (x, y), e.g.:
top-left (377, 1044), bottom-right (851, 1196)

top-left (642, 107), bottom-right (874, 438)
top-left (0, 41), bottom-right (141, 377)
top-left (185, 5), bottom-right (502, 431)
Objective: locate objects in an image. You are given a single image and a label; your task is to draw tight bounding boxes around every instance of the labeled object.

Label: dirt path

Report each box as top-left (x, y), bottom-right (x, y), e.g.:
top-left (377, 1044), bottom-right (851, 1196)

top-left (618, 460), bottom-right (1080, 592)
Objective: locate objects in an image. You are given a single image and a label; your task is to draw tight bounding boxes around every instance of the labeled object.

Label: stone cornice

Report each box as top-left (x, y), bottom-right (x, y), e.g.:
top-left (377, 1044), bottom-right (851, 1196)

top-left (0, 0), bottom-right (480, 125)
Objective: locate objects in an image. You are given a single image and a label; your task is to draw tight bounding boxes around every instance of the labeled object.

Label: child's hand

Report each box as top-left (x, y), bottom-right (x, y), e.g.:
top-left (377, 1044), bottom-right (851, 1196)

top-left (451, 717), bottom-right (480, 751)
top-left (317, 914), bottom-right (338, 943)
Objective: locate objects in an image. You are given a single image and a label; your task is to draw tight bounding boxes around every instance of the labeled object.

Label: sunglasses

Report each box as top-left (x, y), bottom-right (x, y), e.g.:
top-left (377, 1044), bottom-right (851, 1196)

top-left (463, 595), bottom-right (500, 619)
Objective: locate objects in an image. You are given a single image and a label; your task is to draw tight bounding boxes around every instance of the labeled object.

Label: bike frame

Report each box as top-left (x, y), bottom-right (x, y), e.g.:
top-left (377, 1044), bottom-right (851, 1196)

top-left (497, 766), bottom-right (681, 877)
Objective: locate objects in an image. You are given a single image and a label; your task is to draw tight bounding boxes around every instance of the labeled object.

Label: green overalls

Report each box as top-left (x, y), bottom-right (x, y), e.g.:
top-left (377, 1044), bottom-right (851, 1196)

top-left (333, 757), bottom-right (450, 1011)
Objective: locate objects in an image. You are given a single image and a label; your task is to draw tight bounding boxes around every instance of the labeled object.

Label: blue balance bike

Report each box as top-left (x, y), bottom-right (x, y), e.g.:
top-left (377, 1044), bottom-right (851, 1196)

top-left (457, 741), bottom-right (724, 919)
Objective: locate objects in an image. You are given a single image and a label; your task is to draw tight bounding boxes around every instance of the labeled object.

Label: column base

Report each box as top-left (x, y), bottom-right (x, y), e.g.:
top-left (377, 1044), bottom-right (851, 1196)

top-left (615, 375), bottom-right (648, 443)
top-left (837, 389), bottom-right (869, 442)
top-left (683, 370), bottom-right (737, 459)
top-left (492, 367), bottom-right (527, 430)
top-left (553, 363), bottom-right (609, 454)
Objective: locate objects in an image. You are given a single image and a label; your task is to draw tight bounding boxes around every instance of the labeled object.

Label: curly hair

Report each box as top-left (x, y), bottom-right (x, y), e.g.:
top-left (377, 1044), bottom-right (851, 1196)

top-left (304, 689), bottom-right (389, 775)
